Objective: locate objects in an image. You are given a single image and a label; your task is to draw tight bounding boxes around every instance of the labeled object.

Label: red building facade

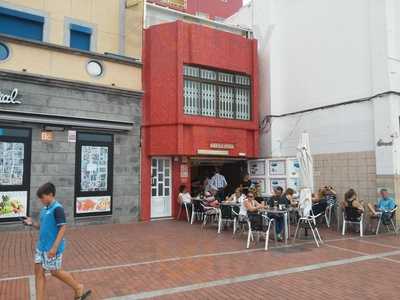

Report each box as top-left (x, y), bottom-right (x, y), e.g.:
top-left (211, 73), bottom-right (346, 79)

top-left (147, 0), bottom-right (243, 20)
top-left (141, 21), bottom-right (258, 220)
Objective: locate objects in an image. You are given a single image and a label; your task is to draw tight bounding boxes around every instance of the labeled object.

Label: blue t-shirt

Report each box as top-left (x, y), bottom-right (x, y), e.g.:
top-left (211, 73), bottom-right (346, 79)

top-left (377, 197), bottom-right (396, 212)
top-left (37, 200), bottom-right (66, 254)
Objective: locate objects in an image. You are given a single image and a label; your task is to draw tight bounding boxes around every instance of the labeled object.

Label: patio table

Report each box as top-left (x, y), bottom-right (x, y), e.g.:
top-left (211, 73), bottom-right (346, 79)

top-left (260, 208), bottom-right (289, 244)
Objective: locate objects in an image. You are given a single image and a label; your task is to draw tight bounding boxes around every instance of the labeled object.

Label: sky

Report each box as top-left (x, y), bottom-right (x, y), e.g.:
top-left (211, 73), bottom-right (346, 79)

top-left (243, 0), bottom-right (251, 5)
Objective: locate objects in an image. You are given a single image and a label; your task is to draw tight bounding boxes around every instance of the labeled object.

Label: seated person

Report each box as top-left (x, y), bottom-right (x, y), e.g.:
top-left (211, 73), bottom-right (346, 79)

top-left (269, 186), bottom-right (284, 207)
top-left (341, 188), bottom-right (364, 220)
top-left (268, 188), bottom-right (294, 241)
top-left (324, 186), bottom-right (337, 205)
top-left (203, 191), bottom-right (220, 208)
top-left (225, 187), bottom-right (245, 204)
top-left (178, 184), bottom-right (191, 205)
top-left (312, 188), bottom-right (328, 216)
top-left (244, 192), bottom-right (266, 214)
top-left (368, 188), bottom-right (396, 216)
top-left (279, 188), bottom-right (295, 208)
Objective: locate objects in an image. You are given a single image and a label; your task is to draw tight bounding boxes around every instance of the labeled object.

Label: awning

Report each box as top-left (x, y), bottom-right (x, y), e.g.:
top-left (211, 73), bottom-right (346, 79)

top-left (0, 110), bottom-right (134, 132)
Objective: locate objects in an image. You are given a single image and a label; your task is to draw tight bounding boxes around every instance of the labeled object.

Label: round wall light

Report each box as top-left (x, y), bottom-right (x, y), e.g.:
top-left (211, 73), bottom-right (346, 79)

top-left (86, 60), bottom-right (103, 77)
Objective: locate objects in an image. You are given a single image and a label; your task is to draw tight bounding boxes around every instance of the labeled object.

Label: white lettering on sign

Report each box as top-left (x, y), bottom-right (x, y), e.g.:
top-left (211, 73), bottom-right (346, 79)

top-left (210, 143), bottom-right (235, 150)
top-left (0, 88), bottom-right (21, 104)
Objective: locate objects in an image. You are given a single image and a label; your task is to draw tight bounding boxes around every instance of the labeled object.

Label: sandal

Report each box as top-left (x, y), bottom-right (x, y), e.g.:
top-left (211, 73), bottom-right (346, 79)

top-left (75, 290), bottom-right (92, 300)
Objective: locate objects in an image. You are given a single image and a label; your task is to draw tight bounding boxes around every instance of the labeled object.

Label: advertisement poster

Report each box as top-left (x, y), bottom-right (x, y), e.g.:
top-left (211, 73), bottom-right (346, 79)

top-left (248, 160), bottom-right (266, 176)
top-left (76, 196), bottom-right (111, 214)
top-left (268, 160), bottom-right (286, 176)
top-left (0, 142), bottom-right (24, 185)
top-left (287, 159), bottom-right (300, 177)
top-left (81, 146), bottom-right (108, 192)
top-left (287, 178), bottom-right (300, 192)
top-left (251, 178), bottom-right (266, 194)
top-left (0, 191), bottom-right (27, 219)
top-left (269, 178), bottom-right (287, 193)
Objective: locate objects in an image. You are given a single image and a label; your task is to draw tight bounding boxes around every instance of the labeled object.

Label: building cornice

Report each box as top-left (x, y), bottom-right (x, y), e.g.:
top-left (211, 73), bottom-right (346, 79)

top-left (0, 70), bottom-right (143, 99)
top-left (0, 34), bottom-right (143, 68)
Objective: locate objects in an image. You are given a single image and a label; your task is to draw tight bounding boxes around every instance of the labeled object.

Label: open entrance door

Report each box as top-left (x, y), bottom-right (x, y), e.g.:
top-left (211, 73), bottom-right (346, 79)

top-left (190, 157), bottom-right (247, 196)
top-left (151, 157), bottom-right (172, 218)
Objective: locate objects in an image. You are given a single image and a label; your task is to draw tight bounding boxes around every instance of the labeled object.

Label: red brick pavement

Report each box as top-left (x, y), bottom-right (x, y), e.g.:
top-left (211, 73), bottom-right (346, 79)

top-left (1, 220), bottom-right (399, 300)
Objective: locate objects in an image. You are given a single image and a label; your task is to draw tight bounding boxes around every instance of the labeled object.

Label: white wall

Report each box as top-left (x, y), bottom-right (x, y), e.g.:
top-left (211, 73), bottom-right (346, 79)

top-left (227, 0), bottom-right (397, 162)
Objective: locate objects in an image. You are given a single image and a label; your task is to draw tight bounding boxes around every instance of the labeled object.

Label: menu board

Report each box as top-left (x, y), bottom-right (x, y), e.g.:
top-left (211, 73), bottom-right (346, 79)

top-left (0, 142), bottom-right (24, 185)
top-left (287, 159), bottom-right (300, 177)
top-left (268, 160), bottom-right (286, 176)
top-left (0, 191), bottom-right (27, 219)
top-left (269, 178), bottom-right (287, 192)
top-left (288, 178), bottom-right (300, 191)
top-left (80, 146), bottom-right (108, 192)
top-left (76, 196), bottom-right (111, 214)
top-left (249, 160), bottom-right (266, 176)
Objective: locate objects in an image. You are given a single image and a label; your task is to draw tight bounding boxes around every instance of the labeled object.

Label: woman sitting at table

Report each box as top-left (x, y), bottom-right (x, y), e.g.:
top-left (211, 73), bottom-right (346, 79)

top-left (270, 188), bottom-right (294, 242)
top-left (225, 187), bottom-right (245, 204)
top-left (244, 192), bottom-right (265, 213)
top-left (204, 191), bottom-right (220, 208)
top-left (311, 188), bottom-right (328, 216)
top-left (177, 184), bottom-right (192, 220)
top-left (341, 188), bottom-right (364, 216)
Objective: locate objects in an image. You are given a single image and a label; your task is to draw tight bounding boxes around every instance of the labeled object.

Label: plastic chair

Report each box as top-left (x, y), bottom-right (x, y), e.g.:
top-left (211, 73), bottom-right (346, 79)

top-left (375, 206), bottom-right (398, 235)
top-left (342, 206), bottom-right (364, 237)
top-left (190, 199), bottom-right (204, 224)
top-left (293, 190), bottom-right (323, 247)
top-left (201, 202), bottom-right (220, 229)
top-left (177, 201), bottom-right (191, 223)
top-left (246, 213), bottom-right (277, 251)
top-left (218, 204), bottom-right (236, 234)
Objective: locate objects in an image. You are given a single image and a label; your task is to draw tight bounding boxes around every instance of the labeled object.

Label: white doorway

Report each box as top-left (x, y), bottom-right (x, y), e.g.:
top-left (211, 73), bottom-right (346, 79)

top-left (151, 157), bottom-right (172, 218)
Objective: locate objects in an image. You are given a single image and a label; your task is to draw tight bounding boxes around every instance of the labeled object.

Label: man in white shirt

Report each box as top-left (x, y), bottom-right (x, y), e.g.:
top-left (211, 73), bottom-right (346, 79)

top-left (209, 167), bottom-right (227, 201)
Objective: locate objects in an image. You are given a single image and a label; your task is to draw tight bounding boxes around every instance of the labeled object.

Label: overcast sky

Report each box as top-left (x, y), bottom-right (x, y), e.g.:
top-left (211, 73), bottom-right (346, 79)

top-left (243, 0), bottom-right (251, 5)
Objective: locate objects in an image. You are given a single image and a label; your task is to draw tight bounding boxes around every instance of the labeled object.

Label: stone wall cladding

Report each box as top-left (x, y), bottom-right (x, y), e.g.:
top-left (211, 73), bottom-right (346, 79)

top-left (0, 75), bottom-right (142, 225)
top-left (313, 151), bottom-right (377, 204)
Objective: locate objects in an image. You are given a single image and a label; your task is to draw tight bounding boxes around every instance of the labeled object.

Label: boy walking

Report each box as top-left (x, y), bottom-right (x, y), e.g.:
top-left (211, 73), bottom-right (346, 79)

top-left (24, 182), bottom-right (91, 300)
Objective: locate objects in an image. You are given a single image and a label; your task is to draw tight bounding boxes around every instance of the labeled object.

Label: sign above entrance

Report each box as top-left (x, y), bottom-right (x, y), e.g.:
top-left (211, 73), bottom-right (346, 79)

top-left (0, 88), bottom-right (21, 104)
top-left (198, 149), bottom-right (229, 156)
top-left (210, 143), bottom-right (235, 150)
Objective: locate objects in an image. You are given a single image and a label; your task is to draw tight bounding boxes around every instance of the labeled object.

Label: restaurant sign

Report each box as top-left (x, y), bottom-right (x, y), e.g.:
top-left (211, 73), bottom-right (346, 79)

top-left (0, 88), bottom-right (21, 104)
top-left (210, 143), bottom-right (235, 150)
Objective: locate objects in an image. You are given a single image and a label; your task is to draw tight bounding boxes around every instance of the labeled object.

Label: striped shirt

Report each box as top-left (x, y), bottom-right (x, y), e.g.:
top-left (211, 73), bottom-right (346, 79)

top-left (209, 173), bottom-right (227, 189)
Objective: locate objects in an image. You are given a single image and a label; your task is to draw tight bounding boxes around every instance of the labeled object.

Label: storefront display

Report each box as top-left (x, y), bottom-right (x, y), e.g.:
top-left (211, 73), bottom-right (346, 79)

top-left (248, 160), bottom-right (266, 176)
top-left (76, 196), bottom-right (111, 214)
top-left (268, 159), bottom-right (286, 176)
top-left (75, 132), bottom-right (113, 217)
top-left (0, 190), bottom-right (27, 219)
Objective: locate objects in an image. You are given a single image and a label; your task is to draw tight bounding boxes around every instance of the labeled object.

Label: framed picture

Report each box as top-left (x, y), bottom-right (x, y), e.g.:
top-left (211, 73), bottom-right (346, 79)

top-left (269, 178), bottom-right (287, 193)
top-left (287, 178), bottom-right (300, 192)
top-left (248, 160), bottom-right (266, 176)
top-left (268, 160), bottom-right (286, 176)
top-left (0, 191), bottom-right (28, 220)
top-left (287, 158), bottom-right (300, 177)
top-left (251, 178), bottom-right (266, 195)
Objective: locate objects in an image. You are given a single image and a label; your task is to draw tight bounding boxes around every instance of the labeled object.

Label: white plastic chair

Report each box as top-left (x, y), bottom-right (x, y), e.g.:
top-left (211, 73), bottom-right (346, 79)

top-left (375, 206), bottom-right (398, 235)
top-left (293, 189), bottom-right (323, 247)
top-left (177, 201), bottom-right (191, 223)
top-left (342, 207), bottom-right (364, 237)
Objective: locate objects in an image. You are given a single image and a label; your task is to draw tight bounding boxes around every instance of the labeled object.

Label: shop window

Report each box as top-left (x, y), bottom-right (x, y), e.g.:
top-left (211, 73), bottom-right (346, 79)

top-left (69, 23), bottom-right (92, 51)
top-left (75, 132), bottom-right (113, 217)
top-left (183, 65), bottom-right (251, 120)
top-left (0, 127), bottom-right (31, 222)
top-left (0, 6), bottom-right (44, 41)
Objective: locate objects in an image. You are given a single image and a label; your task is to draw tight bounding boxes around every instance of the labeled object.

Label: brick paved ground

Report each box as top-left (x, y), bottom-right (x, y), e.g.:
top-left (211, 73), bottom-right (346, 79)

top-left (1, 220), bottom-right (400, 300)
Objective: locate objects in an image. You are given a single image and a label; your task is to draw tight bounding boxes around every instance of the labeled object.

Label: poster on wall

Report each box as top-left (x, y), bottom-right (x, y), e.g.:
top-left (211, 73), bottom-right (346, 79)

top-left (0, 142), bottom-right (24, 185)
top-left (287, 159), bottom-right (300, 177)
top-left (80, 146), bottom-right (108, 192)
top-left (251, 178), bottom-right (266, 195)
top-left (76, 196), bottom-right (111, 214)
top-left (287, 178), bottom-right (300, 192)
top-left (269, 178), bottom-right (287, 193)
top-left (0, 191), bottom-right (27, 219)
top-left (268, 160), bottom-right (286, 176)
top-left (248, 160), bottom-right (266, 176)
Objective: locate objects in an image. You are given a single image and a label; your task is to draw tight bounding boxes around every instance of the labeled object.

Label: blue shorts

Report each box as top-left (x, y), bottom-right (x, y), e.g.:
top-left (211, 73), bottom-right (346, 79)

top-left (34, 249), bottom-right (63, 271)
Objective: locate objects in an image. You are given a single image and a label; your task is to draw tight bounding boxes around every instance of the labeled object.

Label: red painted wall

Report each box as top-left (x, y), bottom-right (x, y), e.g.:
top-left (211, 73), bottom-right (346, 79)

top-left (141, 21), bottom-right (259, 221)
top-left (148, 0), bottom-right (243, 20)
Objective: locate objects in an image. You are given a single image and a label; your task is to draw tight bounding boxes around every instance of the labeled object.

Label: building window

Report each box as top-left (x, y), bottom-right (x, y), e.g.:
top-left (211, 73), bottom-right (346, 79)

top-left (183, 65), bottom-right (251, 120)
top-left (0, 6), bottom-right (44, 41)
top-left (0, 127), bottom-right (31, 222)
top-left (70, 23), bottom-right (92, 51)
top-left (0, 42), bottom-right (10, 61)
top-left (75, 132), bottom-right (113, 217)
